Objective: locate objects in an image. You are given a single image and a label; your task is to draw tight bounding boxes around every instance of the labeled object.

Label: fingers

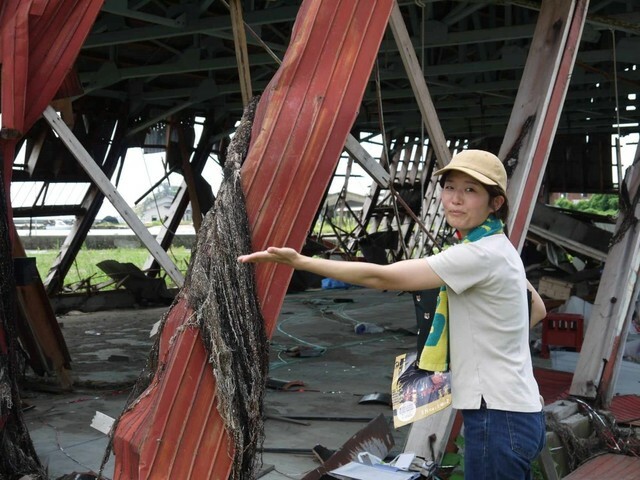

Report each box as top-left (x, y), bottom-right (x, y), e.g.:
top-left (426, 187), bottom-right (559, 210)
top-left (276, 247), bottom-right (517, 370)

top-left (237, 248), bottom-right (290, 264)
top-left (237, 251), bottom-right (271, 263)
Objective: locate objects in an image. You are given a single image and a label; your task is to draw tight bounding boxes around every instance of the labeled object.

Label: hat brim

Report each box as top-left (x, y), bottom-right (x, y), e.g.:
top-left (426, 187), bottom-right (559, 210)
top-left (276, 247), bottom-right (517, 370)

top-left (433, 165), bottom-right (499, 187)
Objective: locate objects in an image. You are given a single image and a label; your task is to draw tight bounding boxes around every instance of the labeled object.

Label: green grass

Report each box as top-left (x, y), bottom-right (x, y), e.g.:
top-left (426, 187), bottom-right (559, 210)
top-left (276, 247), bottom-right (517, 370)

top-left (313, 217), bottom-right (359, 235)
top-left (30, 247), bottom-right (192, 290)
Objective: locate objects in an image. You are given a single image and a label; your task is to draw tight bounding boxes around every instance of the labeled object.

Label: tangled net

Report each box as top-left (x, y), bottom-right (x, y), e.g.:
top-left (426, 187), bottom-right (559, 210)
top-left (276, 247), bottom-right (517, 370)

top-left (101, 97), bottom-right (268, 480)
top-left (546, 397), bottom-right (640, 473)
top-left (184, 96), bottom-right (269, 479)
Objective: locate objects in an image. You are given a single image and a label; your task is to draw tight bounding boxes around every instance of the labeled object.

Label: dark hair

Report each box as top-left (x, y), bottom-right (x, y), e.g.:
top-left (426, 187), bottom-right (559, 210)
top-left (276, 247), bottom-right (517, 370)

top-left (484, 184), bottom-right (509, 224)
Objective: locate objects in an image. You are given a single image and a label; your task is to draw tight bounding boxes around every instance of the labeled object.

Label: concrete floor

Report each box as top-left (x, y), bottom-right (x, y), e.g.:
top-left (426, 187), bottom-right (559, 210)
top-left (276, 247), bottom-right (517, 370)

top-left (22, 287), bottom-right (420, 479)
top-left (20, 286), bottom-right (640, 479)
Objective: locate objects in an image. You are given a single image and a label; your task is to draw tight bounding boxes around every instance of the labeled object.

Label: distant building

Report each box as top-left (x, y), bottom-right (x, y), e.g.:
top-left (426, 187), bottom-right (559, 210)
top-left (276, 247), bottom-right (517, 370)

top-left (138, 196), bottom-right (192, 223)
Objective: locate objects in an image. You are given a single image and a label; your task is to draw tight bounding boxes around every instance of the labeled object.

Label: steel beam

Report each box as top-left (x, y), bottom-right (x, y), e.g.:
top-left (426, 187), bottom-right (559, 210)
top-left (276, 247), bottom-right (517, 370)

top-left (83, 6), bottom-right (299, 48)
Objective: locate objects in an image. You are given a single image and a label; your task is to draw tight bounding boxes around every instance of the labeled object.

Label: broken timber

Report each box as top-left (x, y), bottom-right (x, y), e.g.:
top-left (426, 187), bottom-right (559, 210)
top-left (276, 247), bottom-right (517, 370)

top-left (12, 234), bottom-right (72, 388)
top-left (500, 0), bottom-right (589, 251)
top-left (528, 202), bottom-right (611, 262)
top-left (110, 1), bottom-right (395, 478)
top-left (300, 414), bottom-right (394, 480)
top-left (570, 147), bottom-right (640, 406)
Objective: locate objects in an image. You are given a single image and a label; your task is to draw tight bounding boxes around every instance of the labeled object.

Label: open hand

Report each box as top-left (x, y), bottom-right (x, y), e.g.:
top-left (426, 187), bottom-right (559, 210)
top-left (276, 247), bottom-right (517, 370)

top-left (237, 247), bottom-right (300, 267)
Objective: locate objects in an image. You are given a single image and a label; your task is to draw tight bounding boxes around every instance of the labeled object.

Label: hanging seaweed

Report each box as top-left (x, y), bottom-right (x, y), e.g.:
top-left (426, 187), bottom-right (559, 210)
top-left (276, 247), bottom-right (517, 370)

top-left (101, 97), bottom-right (268, 480)
top-left (184, 95), bottom-right (269, 479)
top-left (0, 170), bottom-right (46, 479)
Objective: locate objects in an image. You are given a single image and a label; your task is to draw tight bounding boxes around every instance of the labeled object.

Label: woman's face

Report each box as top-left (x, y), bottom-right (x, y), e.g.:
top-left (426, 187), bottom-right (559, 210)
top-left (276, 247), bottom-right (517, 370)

top-left (440, 170), bottom-right (502, 237)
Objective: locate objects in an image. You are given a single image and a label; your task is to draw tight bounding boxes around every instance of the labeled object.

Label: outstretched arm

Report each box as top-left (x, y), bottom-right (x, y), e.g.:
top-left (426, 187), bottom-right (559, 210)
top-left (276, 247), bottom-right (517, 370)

top-left (238, 247), bottom-right (446, 292)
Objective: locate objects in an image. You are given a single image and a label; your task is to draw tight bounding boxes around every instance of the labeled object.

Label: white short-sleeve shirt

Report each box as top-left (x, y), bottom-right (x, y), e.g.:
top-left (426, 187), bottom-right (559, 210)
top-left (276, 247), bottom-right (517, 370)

top-left (426, 234), bottom-right (542, 412)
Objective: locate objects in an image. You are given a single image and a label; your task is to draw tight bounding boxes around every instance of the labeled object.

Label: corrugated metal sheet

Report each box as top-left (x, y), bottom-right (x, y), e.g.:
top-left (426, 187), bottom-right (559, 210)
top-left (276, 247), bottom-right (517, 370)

top-left (111, 1), bottom-right (394, 478)
top-left (534, 367), bottom-right (572, 405)
top-left (610, 394), bottom-right (640, 426)
top-left (0, 0), bottom-right (103, 138)
top-left (243, 0), bottom-right (395, 335)
top-left (563, 453), bottom-right (640, 479)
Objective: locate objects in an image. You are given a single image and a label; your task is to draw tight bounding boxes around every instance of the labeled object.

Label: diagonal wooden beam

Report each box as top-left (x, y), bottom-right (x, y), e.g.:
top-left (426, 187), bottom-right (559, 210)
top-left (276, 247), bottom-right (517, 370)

top-left (42, 106), bottom-right (185, 288)
top-left (344, 135), bottom-right (390, 187)
top-left (44, 117), bottom-right (128, 295)
top-left (229, 0), bottom-right (253, 106)
top-left (570, 147), bottom-right (640, 404)
top-left (388, 1), bottom-right (451, 169)
top-left (500, 0), bottom-right (589, 251)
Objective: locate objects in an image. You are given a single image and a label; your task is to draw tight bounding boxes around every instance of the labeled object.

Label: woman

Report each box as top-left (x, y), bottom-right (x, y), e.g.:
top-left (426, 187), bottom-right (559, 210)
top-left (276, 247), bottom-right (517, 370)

top-left (239, 149), bottom-right (547, 479)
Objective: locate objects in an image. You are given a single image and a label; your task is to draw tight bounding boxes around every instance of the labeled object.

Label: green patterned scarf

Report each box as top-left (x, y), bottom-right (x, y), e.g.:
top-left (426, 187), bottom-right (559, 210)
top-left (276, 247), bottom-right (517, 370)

top-left (418, 214), bottom-right (504, 372)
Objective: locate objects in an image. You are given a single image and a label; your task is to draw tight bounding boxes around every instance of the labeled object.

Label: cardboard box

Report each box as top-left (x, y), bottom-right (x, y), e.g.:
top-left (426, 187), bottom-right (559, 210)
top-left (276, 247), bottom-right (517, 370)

top-left (538, 276), bottom-right (574, 300)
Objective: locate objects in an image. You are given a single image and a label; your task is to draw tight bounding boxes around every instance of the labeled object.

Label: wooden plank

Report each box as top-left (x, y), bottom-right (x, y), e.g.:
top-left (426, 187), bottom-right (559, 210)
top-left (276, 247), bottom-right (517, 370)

top-left (499, 0), bottom-right (588, 251)
top-left (12, 232), bottom-right (73, 389)
top-left (42, 106), bottom-right (185, 288)
top-left (528, 224), bottom-right (607, 262)
top-left (570, 149), bottom-right (640, 401)
top-left (388, 1), bottom-right (450, 169)
top-left (25, 128), bottom-right (47, 176)
top-left (344, 134), bottom-right (390, 187)
top-left (43, 117), bottom-right (128, 295)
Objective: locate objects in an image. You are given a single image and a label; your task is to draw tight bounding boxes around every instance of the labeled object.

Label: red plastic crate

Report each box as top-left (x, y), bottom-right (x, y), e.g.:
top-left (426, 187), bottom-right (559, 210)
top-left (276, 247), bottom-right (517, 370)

top-left (540, 313), bottom-right (584, 359)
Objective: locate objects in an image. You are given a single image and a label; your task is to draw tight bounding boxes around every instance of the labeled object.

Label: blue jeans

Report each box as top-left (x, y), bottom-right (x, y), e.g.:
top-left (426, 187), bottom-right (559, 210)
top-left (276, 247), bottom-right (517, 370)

top-left (461, 406), bottom-right (546, 480)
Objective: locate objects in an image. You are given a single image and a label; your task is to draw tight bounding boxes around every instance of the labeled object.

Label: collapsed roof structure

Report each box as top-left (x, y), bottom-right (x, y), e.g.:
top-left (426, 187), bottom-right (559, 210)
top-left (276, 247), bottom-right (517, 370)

top-left (1, 0), bottom-right (639, 478)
